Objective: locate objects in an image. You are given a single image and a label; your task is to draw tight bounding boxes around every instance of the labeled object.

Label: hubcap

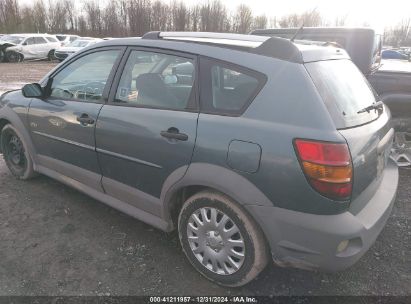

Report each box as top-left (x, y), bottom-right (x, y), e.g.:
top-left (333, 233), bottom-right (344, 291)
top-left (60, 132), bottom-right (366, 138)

top-left (187, 207), bottom-right (245, 275)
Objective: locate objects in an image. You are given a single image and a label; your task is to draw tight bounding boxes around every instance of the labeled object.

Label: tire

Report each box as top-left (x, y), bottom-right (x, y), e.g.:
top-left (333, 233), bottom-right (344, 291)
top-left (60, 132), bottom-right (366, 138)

top-left (0, 50), bottom-right (4, 62)
top-left (48, 50), bottom-right (56, 61)
top-left (1, 124), bottom-right (36, 180)
top-left (178, 190), bottom-right (268, 287)
top-left (6, 51), bottom-right (22, 63)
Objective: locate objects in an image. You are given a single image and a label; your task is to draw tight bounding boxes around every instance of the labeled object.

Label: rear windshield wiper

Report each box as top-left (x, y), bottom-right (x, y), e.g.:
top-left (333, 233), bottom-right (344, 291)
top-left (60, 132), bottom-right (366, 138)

top-left (357, 100), bottom-right (384, 114)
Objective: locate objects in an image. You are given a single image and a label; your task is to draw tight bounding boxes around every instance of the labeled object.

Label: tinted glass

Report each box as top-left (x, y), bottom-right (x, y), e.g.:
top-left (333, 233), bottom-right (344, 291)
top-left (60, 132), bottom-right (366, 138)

top-left (35, 37), bottom-right (47, 44)
top-left (68, 40), bottom-right (90, 47)
top-left (25, 38), bottom-right (36, 45)
top-left (115, 50), bottom-right (195, 110)
top-left (4, 36), bottom-right (24, 44)
top-left (50, 50), bottom-right (120, 102)
top-left (306, 59), bottom-right (379, 128)
top-left (46, 36), bottom-right (58, 42)
top-left (210, 65), bottom-right (260, 112)
top-left (69, 36), bottom-right (77, 42)
top-left (56, 35), bottom-right (66, 41)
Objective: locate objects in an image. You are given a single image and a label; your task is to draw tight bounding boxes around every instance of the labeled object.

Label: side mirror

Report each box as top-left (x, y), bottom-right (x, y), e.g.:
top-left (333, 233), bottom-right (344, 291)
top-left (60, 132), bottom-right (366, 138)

top-left (22, 83), bottom-right (44, 98)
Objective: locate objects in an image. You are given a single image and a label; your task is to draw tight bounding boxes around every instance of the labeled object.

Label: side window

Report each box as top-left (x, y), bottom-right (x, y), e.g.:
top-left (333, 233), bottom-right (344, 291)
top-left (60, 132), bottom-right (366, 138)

top-left (201, 58), bottom-right (265, 115)
top-left (24, 37), bottom-right (36, 45)
top-left (70, 36), bottom-right (77, 42)
top-left (50, 50), bottom-right (120, 102)
top-left (46, 36), bottom-right (58, 43)
top-left (35, 37), bottom-right (47, 44)
top-left (114, 50), bottom-right (195, 111)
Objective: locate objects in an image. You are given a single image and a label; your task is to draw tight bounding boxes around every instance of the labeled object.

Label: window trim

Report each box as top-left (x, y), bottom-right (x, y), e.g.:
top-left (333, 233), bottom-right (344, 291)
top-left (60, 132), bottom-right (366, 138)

top-left (106, 46), bottom-right (200, 113)
top-left (199, 56), bottom-right (267, 117)
top-left (45, 46), bottom-right (126, 105)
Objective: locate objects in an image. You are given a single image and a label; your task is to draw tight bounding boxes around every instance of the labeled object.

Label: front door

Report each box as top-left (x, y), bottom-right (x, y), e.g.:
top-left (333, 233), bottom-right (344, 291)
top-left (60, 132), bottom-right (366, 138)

top-left (95, 49), bottom-right (198, 214)
top-left (28, 48), bottom-right (123, 191)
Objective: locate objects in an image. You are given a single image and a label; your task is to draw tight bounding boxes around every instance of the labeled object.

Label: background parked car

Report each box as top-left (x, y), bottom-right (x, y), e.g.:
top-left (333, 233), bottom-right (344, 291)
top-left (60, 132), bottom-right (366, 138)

top-left (0, 34), bottom-right (25, 62)
top-left (0, 34), bottom-right (60, 62)
top-left (55, 34), bottom-right (79, 47)
top-left (54, 38), bottom-right (102, 61)
top-left (382, 49), bottom-right (410, 60)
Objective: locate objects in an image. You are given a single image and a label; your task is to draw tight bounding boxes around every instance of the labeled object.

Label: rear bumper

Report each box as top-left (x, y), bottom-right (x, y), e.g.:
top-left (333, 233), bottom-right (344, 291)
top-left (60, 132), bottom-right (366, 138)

top-left (246, 159), bottom-right (398, 271)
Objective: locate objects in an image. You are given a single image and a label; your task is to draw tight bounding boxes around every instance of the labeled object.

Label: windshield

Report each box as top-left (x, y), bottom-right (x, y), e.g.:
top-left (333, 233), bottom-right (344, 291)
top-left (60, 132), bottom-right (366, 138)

top-left (1, 35), bottom-right (24, 44)
top-left (306, 59), bottom-right (379, 128)
top-left (67, 40), bottom-right (91, 48)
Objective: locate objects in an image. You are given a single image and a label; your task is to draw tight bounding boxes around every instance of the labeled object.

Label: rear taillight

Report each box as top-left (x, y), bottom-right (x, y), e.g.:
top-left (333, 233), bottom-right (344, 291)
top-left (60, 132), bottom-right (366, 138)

top-left (294, 139), bottom-right (353, 201)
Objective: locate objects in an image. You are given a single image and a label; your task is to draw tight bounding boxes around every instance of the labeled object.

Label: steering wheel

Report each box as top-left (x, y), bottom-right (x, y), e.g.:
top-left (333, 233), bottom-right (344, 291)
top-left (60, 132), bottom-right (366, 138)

top-left (51, 87), bottom-right (74, 99)
top-left (73, 81), bottom-right (106, 100)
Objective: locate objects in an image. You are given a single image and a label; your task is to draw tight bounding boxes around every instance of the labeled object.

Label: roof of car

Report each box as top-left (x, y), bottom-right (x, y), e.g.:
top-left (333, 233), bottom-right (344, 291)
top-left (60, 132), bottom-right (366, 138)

top-left (93, 31), bottom-right (349, 64)
top-left (9, 33), bottom-right (56, 37)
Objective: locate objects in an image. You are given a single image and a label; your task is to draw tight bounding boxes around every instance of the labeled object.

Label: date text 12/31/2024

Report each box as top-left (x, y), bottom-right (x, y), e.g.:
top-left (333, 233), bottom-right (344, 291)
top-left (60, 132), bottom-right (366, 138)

top-left (149, 296), bottom-right (258, 303)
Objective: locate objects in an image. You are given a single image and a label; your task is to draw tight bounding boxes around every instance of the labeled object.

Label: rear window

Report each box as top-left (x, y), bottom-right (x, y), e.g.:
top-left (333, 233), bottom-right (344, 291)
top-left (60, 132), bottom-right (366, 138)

top-left (305, 59), bottom-right (379, 128)
top-left (56, 35), bottom-right (66, 41)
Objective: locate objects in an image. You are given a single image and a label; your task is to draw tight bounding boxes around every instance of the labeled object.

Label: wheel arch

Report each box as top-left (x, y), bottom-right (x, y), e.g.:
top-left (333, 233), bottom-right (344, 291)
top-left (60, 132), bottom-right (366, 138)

top-left (161, 162), bottom-right (274, 231)
top-left (0, 118), bottom-right (11, 153)
top-left (0, 109), bottom-right (37, 166)
top-left (5, 50), bottom-right (24, 61)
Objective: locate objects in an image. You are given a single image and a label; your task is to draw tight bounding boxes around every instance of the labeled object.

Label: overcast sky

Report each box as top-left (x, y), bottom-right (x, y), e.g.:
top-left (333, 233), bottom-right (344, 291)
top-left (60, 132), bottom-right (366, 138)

top-left (185, 0), bottom-right (409, 31)
top-left (20, 0), bottom-right (410, 30)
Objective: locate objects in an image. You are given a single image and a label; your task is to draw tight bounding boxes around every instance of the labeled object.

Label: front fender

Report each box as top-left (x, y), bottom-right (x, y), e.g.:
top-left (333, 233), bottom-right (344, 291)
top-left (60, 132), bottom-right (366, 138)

top-left (0, 92), bottom-right (36, 166)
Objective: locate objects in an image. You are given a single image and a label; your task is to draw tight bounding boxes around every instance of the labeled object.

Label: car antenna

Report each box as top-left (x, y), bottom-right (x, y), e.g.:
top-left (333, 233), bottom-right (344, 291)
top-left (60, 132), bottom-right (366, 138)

top-left (290, 23), bottom-right (304, 42)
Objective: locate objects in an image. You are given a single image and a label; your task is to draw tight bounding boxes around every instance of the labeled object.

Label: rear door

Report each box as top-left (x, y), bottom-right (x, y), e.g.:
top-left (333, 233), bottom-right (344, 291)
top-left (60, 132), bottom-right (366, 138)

top-left (306, 59), bottom-right (394, 203)
top-left (95, 48), bottom-right (198, 213)
top-left (34, 37), bottom-right (49, 58)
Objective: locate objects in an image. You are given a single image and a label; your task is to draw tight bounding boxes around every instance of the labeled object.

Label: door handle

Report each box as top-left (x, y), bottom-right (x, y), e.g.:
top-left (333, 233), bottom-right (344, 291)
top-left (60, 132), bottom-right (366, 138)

top-left (76, 114), bottom-right (95, 126)
top-left (160, 127), bottom-right (188, 141)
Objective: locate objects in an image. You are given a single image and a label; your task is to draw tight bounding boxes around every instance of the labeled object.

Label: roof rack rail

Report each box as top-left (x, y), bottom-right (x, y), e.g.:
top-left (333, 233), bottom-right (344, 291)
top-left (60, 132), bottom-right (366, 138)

top-left (142, 31), bottom-right (267, 42)
top-left (141, 31), bottom-right (303, 63)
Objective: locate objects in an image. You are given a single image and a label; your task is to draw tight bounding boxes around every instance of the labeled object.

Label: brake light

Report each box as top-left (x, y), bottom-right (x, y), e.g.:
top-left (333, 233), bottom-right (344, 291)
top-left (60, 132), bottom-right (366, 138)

top-left (294, 139), bottom-right (353, 200)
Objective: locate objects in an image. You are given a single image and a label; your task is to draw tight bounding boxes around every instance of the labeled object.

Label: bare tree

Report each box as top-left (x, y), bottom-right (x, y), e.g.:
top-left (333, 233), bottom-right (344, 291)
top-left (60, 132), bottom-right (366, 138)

top-left (233, 4), bottom-right (253, 33)
top-left (170, 1), bottom-right (188, 31)
top-left (64, 0), bottom-right (75, 32)
top-left (84, 0), bottom-right (103, 36)
top-left (128, 0), bottom-right (151, 36)
top-left (151, 0), bottom-right (169, 31)
top-left (0, 0), bottom-right (20, 33)
top-left (334, 14), bottom-right (348, 27)
top-left (47, 0), bottom-right (68, 33)
top-left (252, 15), bottom-right (267, 31)
top-left (279, 9), bottom-right (323, 28)
top-left (385, 18), bottom-right (411, 47)
top-left (190, 4), bottom-right (200, 32)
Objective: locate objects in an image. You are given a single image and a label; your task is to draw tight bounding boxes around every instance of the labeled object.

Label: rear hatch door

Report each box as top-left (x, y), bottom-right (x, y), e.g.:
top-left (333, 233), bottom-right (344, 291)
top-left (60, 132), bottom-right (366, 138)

top-left (306, 59), bottom-right (394, 202)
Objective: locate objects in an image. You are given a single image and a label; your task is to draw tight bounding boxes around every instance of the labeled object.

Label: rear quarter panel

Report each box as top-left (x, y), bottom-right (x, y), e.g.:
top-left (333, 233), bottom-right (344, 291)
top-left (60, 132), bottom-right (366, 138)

top-left (188, 56), bottom-right (349, 214)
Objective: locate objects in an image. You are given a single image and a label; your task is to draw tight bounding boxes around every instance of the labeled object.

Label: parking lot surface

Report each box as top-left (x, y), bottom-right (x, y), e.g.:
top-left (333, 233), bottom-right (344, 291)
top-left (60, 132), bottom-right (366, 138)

top-left (0, 62), bottom-right (410, 296)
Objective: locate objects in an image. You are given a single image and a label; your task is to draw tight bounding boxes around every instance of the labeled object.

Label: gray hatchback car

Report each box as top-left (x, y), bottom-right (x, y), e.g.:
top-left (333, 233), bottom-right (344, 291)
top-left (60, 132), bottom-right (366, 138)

top-left (0, 32), bottom-right (398, 287)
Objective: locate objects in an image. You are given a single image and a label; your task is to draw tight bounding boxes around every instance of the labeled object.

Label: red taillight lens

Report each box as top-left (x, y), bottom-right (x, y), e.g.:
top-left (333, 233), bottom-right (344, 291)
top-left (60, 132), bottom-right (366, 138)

top-left (295, 139), bottom-right (353, 200)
